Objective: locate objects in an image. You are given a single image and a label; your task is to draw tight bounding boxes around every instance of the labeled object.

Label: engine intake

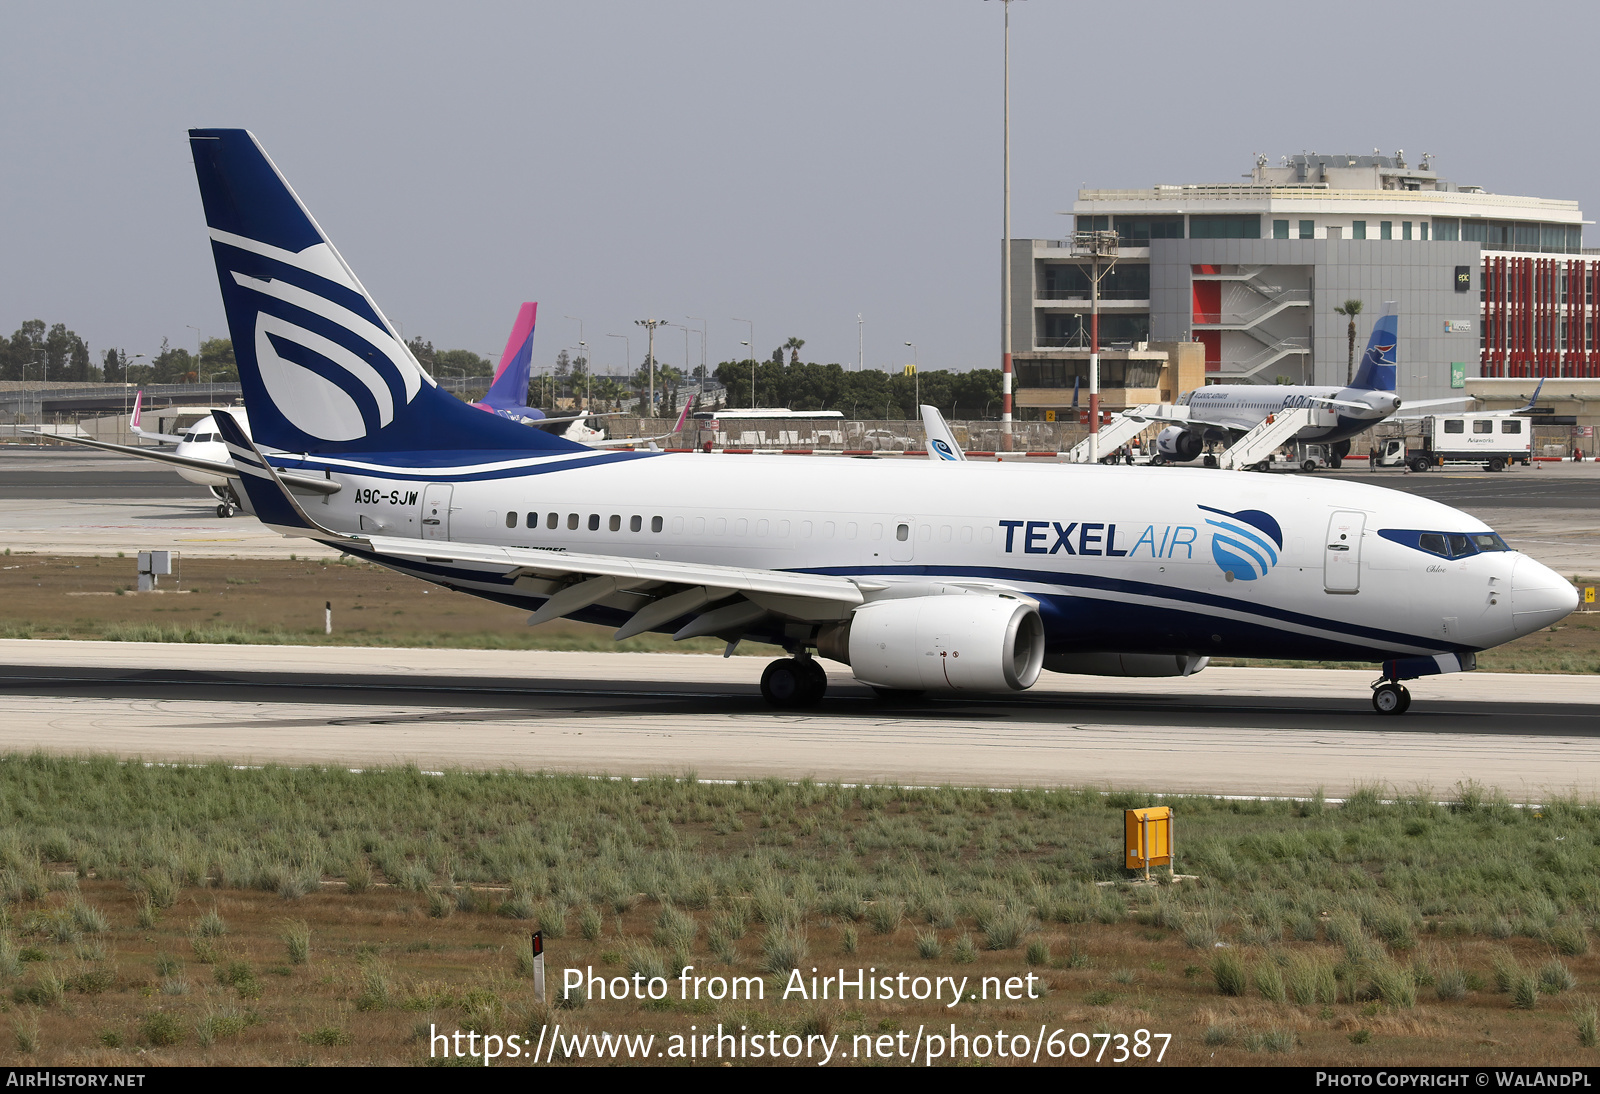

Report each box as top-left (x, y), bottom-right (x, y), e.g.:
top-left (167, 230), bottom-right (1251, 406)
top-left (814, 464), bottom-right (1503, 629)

top-left (1156, 426), bottom-right (1202, 462)
top-left (836, 594), bottom-right (1045, 693)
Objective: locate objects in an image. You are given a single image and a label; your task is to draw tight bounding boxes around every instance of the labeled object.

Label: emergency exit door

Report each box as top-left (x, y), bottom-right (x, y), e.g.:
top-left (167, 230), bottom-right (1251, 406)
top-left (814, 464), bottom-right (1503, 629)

top-left (421, 484), bottom-right (453, 541)
top-left (1324, 511), bottom-right (1365, 593)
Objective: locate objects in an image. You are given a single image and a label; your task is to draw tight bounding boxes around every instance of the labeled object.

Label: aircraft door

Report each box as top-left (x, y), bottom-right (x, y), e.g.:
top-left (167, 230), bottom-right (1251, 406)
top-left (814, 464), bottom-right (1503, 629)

top-left (421, 484), bottom-right (453, 541)
top-left (1324, 510), bottom-right (1366, 593)
top-left (890, 517), bottom-right (915, 563)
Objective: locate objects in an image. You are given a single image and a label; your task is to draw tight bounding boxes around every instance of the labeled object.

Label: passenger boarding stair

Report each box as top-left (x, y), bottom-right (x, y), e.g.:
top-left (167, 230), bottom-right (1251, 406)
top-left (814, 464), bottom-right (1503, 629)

top-left (1064, 404), bottom-right (1175, 463)
top-left (1216, 408), bottom-right (1316, 470)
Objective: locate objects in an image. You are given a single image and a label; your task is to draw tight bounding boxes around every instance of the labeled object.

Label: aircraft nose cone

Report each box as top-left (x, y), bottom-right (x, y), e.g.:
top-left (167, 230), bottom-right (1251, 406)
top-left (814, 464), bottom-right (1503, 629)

top-left (1511, 556), bottom-right (1580, 636)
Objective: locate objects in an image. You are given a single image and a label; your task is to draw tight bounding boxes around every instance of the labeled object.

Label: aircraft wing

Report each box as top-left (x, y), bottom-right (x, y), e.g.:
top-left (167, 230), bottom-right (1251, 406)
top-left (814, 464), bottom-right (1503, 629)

top-left (1122, 404), bottom-right (1245, 433)
top-left (1300, 395), bottom-right (1377, 412)
top-left (1396, 396), bottom-right (1474, 412)
top-left (583, 401), bottom-right (694, 449)
top-left (42, 431), bottom-right (342, 496)
top-left (213, 410), bottom-right (876, 637)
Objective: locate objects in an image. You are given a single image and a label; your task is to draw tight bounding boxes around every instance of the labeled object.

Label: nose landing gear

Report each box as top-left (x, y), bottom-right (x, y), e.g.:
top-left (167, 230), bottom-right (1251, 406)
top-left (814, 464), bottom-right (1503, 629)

top-left (1371, 680), bottom-right (1411, 715)
top-left (760, 656), bottom-right (828, 709)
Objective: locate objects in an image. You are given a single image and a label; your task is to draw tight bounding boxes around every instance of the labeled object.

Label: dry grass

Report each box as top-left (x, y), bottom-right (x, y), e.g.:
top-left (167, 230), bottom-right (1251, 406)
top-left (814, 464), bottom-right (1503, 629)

top-left (2, 759), bottom-right (1600, 1064)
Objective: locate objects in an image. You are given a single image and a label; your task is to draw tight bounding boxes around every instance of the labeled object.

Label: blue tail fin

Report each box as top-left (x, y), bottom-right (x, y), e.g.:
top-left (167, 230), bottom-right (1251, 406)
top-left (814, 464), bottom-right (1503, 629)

top-left (1350, 305), bottom-right (1399, 392)
top-left (188, 129), bottom-right (585, 456)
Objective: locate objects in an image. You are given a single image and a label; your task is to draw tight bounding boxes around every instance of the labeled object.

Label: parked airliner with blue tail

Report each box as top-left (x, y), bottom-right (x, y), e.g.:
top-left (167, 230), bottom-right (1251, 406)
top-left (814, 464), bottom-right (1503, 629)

top-left (1138, 308), bottom-right (1469, 468)
top-left (188, 128), bottom-right (1576, 714)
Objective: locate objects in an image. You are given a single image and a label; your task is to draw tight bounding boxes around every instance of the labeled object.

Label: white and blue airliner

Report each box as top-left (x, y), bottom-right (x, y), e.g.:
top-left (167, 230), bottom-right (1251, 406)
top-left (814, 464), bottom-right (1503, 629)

top-left (174, 129), bottom-right (1576, 714)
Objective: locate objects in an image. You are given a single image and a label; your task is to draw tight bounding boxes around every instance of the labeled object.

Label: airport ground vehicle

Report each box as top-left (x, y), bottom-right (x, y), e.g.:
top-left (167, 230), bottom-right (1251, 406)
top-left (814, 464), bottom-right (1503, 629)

top-left (179, 129), bottom-right (1577, 716)
top-left (1371, 414), bottom-right (1533, 472)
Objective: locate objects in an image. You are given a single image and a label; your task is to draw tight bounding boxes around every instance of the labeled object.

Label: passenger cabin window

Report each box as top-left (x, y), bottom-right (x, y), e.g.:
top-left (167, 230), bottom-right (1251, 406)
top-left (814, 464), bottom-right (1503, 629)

top-left (547, 513), bottom-right (558, 530)
top-left (588, 514), bottom-right (600, 531)
top-left (505, 512), bottom-right (517, 529)
top-left (651, 516), bottom-right (664, 533)
top-left (567, 513), bottom-right (579, 530)
top-left (526, 512), bottom-right (538, 529)
top-left (630, 515), bottom-right (642, 532)
top-left (1473, 420), bottom-right (1493, 434)
top-left (896, 523), bottom-right (909, 542)
top-left (609, 515), bottom-right (621, 532)
top-left (1444, 420), bottom-right (1465, 433)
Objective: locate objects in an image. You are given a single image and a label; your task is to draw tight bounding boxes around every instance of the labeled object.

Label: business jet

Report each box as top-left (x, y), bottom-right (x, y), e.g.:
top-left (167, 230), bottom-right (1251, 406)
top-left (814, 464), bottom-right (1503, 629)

top-left (188, 128), bottom-right (1576, 715)
top-left (1135, 308), bottom-right (1464, 468)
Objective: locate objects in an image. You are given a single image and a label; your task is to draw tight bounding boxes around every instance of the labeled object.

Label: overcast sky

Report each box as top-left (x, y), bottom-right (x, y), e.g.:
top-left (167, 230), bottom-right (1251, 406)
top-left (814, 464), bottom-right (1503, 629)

top-left (3, 1), bottom-right (1597, 377)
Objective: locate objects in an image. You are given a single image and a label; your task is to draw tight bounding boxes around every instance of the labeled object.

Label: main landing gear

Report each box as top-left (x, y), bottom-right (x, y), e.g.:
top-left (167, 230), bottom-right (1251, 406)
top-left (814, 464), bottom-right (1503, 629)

top-left (1371, 680), bottom-right (1411, 715)
top-left (216, 501), bottom-right (236, 519)
top-left (760, 656), bottom-right (828, 709)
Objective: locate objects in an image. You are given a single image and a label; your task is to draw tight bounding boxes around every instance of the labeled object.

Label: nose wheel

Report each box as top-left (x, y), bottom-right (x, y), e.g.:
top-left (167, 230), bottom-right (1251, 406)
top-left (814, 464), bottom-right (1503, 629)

top-left (1371, 681), bottom-right (1411, 715)
top-left (760, 656), bottom-right (828, 709)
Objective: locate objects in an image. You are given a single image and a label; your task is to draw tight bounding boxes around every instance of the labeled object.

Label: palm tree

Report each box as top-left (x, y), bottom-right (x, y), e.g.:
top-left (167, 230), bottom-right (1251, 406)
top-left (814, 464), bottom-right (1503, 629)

top-left (784, 336), bottom-right (806, 366)
top-left (1334, 300), bottom-right (1364, 386)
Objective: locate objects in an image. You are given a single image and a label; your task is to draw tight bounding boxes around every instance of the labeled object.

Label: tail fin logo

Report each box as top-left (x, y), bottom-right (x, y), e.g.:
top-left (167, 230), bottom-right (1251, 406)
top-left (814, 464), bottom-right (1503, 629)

top-left (220, 251), bottom-right (425, 443)
top-left (1199, 505), bottom-right (1283, 581)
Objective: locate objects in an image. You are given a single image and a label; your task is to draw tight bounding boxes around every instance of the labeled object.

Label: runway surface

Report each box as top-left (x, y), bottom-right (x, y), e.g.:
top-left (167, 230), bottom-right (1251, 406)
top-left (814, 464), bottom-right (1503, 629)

top-left (2, 448), bottom-right (1597, 570)
top-left (1, 642), bottom-right (1595, 798)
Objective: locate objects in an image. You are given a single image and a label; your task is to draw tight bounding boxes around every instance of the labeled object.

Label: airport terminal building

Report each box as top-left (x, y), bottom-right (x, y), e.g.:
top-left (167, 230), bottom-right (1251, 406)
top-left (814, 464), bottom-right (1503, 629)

top-left (1007, 152), bottom-right (1598, 416)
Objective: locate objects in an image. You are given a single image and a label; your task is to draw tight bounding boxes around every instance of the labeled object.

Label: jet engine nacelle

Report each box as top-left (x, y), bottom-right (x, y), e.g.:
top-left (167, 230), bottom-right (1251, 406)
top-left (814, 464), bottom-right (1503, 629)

top-left (1156, 426), bottom-right (1202, 462)
top-left (1043, 652), bottom-right (1209, 677)
top-left (835, 595), bottom-right (1045, 693)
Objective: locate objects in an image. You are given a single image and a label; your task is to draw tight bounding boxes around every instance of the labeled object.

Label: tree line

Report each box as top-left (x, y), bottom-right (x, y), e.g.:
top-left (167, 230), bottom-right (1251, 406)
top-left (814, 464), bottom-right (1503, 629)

top-left (712, 358), bottom-right (1002, 419)
top-left (1, 320), bottom-right (1006, 421)
top-left (0, 320), bottom-right (240, 385)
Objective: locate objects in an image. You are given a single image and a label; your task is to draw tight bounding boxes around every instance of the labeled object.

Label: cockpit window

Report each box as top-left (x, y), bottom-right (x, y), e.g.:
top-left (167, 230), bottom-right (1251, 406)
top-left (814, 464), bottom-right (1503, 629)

top-left (181, 433), bottom-right (196, 443)
top-left (1379, 528), bottom-right (1509, 560)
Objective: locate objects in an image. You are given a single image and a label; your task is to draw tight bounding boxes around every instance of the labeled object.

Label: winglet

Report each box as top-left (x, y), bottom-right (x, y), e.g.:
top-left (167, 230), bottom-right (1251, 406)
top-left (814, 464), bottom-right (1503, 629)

top-left (212, 410), bottom-right (356, 542)
top-left (672, 398), bottom-right (693, 435)
top-left (131, 390), bottom-right (143, 428)
top-left (920, 404), bottom-right (966, 462)
top-left (1517, 377), bottom-right (1547, 414)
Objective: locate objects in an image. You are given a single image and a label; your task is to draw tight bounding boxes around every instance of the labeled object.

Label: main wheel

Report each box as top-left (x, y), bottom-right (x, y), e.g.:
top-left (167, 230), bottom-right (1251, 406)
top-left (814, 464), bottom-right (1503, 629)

top-left (799, 657), bottom-right (828, 705)
top-left (216, 503), bottom-right (234, 518)
top-left (760, 659), bottom-right (807, 708)
top-left (1372, 682), bottom-right (1411, 715)
top-left (1328, 455), bottom-right (1343, 469)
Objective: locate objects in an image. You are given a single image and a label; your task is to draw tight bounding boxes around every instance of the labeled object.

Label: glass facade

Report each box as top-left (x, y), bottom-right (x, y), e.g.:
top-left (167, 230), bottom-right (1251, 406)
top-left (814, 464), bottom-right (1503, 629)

top-left (1113, 216), bottom-right (1182, 243)
top-left (1435, 218), bottom-right (1459, 240)
top-left (1189, 215), bottom-right (1260, 239)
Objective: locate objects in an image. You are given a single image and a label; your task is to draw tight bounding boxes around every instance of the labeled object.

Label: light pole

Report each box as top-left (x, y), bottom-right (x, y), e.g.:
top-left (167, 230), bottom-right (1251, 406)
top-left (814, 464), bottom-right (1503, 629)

top-left (605, 334), bottom-right (631, 412)
top-left (634, 319), bottom-right (667, 417)
top-left (1071, 229), bottom-right (1120, 462)
top-left (685, 316), bottom-right (708, 389)
top-left (994, 0), bottom-right (1019, 450)
top-left (858, 313), bottom-right (864, 372)
top-left (185, 325), bottom-right (203, 385)
top-left (669, 324), bottom-right (696, 413)
top-left (905, 341), bottom-right (920, 411)
top-left (563, 315), bottom-right (584, 407)
top-left (732, 318), bottom-right (754, 408)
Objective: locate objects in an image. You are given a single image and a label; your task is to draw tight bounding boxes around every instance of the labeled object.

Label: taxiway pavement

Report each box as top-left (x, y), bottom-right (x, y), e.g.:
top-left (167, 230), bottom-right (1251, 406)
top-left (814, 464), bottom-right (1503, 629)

top-left (0, 642), bottom-right (1595, 799)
